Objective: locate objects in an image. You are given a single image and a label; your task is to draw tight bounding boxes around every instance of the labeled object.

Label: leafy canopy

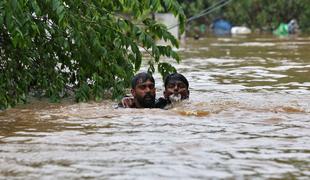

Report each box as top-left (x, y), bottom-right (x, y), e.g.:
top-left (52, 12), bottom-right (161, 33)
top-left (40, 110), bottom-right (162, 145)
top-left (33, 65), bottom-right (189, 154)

top-left (0, 0), bottom-right (185, 109)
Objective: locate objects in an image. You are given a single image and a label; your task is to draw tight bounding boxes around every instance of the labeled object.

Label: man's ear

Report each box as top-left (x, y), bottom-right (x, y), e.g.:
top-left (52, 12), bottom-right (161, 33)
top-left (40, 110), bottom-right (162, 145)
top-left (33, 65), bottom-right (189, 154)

top-left (163, 90), bottom-right (168, 98)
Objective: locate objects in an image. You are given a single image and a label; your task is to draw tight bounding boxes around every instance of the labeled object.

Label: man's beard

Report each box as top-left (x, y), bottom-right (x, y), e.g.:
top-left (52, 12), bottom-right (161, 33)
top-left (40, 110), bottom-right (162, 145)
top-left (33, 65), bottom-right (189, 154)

top-left (137, 93), bottom-right (155, 108)
top-left (169, 93), bottom-right (181, 103)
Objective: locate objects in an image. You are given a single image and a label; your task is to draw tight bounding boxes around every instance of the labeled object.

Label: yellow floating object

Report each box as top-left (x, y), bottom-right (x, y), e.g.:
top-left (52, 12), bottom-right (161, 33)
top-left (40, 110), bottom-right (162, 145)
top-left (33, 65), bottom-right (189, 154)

top-left (177, 110), bottom-right (210, 117)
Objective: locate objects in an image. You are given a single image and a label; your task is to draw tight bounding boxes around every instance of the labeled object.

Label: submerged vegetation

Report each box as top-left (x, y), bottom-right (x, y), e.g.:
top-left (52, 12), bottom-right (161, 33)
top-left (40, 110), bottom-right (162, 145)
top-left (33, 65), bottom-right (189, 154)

top-left (0, 0), bottom-right (185, 109)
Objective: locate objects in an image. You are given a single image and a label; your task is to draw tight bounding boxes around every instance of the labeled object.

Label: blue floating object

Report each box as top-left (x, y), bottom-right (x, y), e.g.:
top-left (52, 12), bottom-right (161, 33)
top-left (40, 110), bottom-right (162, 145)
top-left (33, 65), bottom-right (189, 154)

top-left (212, 19), bottom-right (232, 36)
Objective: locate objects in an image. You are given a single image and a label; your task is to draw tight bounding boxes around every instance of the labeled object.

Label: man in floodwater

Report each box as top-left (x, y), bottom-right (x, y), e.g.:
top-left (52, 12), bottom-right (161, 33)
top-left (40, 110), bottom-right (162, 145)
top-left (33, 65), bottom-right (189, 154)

top-left (155, 73), bottom-right (190, 109)
top-left (120, 72), bottom-right (156, 108)
top-left (120, 72), bottom-right (189, 109)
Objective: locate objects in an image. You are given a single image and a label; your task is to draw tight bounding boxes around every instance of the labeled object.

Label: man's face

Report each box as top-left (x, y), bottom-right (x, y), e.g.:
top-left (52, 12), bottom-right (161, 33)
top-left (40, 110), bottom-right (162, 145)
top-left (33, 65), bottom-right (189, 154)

top-left (164, 80), bottom-right (189, 102)
top-left (131, 79), bottom-right (156, 108)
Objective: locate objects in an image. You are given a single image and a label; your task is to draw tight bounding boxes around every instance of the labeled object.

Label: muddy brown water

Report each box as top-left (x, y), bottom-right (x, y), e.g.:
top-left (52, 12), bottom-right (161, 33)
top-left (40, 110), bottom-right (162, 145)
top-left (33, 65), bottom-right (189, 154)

top-left (1, 35), bottom-right (310, 179)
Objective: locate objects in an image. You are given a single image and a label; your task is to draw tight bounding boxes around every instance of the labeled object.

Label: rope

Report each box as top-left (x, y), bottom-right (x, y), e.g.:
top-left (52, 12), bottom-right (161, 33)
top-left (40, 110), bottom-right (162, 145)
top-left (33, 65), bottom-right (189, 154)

top-left (168, 0), bottom-right (234, 30)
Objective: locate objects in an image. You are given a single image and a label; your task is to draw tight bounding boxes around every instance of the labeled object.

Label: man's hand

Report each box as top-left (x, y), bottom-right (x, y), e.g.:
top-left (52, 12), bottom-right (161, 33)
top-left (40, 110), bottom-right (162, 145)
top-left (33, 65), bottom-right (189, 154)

top-left (122, 96), bottom-right (134, 108)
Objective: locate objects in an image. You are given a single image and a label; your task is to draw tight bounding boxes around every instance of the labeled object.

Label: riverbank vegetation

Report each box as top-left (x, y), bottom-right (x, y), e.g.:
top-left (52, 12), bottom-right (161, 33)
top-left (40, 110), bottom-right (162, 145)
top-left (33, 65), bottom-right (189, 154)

top-left (179, 0), bottom-right (310, 34)
top-left (0, 0), bottom-right (185, 109)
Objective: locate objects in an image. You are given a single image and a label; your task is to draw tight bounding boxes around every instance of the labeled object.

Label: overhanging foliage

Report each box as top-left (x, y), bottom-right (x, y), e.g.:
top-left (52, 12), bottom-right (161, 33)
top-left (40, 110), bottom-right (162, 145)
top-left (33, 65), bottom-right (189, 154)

top-left (0, 0), bottom-right (185, 109)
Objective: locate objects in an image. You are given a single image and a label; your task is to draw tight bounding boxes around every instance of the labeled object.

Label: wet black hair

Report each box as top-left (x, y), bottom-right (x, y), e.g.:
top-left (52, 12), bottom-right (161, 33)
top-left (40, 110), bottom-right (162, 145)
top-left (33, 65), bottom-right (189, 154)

top-left (164, 73), bottom-right (189, 89)
top-left (131, 72), bottom-right (155, 89)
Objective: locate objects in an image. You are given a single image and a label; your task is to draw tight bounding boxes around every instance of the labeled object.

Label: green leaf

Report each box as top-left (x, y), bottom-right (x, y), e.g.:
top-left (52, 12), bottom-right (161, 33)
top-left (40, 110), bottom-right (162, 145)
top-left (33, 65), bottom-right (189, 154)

top-left (157, 62), bottom-right (176, 80)
top-left (30, 0), bottom-right (41, 16)
top-left (52, 0), bottom-right (60, 11)
top-left (31, 24), bottom-right (40, 35)
top-left (10, 0), bottom-right (18, 11)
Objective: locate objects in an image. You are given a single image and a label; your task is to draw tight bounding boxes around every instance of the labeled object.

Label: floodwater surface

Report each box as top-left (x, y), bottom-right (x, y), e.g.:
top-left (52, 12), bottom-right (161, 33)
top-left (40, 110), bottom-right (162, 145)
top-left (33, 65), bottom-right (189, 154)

top-left (1, 35), bottom-right (310, 179)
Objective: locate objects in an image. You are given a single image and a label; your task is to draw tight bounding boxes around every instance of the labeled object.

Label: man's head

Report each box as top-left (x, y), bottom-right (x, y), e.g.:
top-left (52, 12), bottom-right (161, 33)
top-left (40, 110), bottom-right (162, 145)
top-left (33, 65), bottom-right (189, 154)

top-left (163, 73), bottom-right (189, 102)
top-left (131, 72), bottom-right (156, 108)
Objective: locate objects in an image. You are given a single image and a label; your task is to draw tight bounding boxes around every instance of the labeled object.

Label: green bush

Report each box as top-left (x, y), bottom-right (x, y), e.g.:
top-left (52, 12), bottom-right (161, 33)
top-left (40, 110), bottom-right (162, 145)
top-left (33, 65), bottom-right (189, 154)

top-left (0, 0), bottom-right (185, 109)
